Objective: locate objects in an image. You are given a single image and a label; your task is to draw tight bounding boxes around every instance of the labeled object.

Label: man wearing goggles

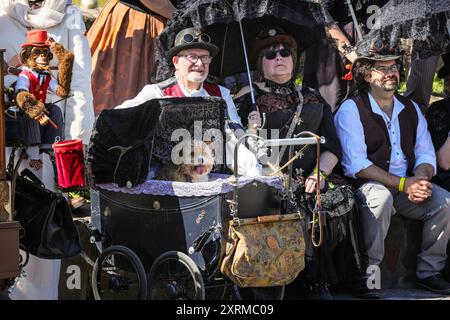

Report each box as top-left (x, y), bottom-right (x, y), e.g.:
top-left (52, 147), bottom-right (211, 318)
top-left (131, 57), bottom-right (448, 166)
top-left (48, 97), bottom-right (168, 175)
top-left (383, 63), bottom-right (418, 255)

top-left (335, 38), bottom-right (450, 297)
top-left (116, 27), bottom-right (260, 175)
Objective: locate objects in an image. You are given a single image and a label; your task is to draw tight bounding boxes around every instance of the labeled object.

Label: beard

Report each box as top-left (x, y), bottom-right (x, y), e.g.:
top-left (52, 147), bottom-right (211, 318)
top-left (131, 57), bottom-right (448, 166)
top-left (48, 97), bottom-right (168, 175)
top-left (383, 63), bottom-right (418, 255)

top-left (380, 77), bottom-right (399, 91)
top-left (187, 70), bottom-right (207, 83)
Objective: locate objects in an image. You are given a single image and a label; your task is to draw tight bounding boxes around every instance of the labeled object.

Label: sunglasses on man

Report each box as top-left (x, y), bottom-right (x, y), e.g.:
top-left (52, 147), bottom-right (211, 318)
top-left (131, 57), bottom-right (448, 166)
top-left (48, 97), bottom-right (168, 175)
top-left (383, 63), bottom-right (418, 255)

top-left (263, 48), bottom-right (292, 60)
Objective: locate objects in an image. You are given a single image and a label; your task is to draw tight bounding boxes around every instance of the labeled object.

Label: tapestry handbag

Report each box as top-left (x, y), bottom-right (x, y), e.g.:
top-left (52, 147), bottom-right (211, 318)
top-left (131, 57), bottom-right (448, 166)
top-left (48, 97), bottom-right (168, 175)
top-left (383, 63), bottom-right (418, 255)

top-left (14, 169), bottom-right (81, 259)
top-left (220, 213), bottom-right (305, 287)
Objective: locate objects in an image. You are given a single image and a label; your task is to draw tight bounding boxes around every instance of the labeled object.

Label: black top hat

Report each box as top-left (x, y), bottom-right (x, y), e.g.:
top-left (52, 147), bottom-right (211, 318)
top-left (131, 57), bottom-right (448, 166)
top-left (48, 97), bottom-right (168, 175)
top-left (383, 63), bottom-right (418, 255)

top-left (167, 27), bottom-right (219, 61)
top-left (251, 26), bottom-right (298, 62)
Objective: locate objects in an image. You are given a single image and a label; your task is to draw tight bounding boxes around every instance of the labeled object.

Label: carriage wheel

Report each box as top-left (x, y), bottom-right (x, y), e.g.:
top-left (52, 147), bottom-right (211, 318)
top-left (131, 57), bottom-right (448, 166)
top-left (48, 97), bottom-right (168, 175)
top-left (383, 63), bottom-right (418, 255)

top-left (91, 245), bottom-right (148, 300)
top-left (149, 251), bottom-right (205, 300)
top-left (232, 285), bottom-right (285, 300)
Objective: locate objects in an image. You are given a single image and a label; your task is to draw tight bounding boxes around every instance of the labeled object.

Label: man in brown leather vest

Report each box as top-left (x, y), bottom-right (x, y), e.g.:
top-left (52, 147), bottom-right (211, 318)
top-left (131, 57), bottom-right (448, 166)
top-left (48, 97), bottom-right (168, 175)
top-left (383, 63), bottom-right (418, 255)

top-left (334, 38), bottom-right (450, 296)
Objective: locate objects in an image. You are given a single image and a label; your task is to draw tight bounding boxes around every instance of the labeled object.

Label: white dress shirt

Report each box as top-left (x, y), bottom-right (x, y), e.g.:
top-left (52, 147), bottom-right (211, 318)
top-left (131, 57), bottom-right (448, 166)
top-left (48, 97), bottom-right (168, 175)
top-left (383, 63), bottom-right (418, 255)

top-left (116, 79), bottom-right (242, 124)
top-left (334, 92), bottom-right (436, 178)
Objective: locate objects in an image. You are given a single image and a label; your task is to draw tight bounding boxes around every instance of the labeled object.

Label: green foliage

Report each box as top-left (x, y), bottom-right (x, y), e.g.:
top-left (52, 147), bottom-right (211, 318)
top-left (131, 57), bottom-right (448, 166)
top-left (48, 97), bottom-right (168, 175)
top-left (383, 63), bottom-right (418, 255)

top-left (69, 189), bottom-right (91, 203)
top-left (398, 73), bottom-right (443, 97)
top-left (398, 80), bottom-right (407, 94)
top-left (432, 74), bottom-right (444, 97)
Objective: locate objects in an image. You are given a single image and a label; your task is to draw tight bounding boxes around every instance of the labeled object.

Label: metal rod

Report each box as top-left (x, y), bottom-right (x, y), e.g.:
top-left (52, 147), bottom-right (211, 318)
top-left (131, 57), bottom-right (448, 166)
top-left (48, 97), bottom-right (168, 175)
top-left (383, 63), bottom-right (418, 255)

top-left (286, 145), bottom-right (294, 196)
top-left (346, 0), bottom-right (363, 41)
top-left (238, 20), bottom-right (255, 106)
top-left (220, 24), bottom-right (229, 78)
top-left (260, 137), bottom-right (325, 147)
top-left (0, 50), bottom-right (5, 180)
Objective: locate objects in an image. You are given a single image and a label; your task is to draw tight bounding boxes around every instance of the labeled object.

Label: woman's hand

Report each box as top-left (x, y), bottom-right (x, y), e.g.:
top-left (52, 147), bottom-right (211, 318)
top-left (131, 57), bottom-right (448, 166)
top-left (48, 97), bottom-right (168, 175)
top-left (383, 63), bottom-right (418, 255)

top-left (346, 50), bottom-right (357, 64)
top-left (247, 110), bottom-right (261, 133)
top-left (304, 172), bottom-right (326, 194)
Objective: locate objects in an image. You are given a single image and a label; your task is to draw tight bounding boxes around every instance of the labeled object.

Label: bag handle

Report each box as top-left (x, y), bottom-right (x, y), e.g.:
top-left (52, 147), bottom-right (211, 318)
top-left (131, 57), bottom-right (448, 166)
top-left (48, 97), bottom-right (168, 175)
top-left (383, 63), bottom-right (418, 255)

top-left (20, 168), bottom-right (45, 188)
top-left (229, 212), bottom-right (302, 227)
top-left (310, 133), bottom-right (324, 248)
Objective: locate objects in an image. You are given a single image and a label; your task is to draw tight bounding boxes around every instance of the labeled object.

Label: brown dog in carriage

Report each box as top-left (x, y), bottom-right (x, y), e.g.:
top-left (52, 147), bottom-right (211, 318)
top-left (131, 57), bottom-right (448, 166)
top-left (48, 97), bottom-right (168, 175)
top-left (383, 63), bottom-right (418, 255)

top-left (156, 140), bottom-right (215, 183)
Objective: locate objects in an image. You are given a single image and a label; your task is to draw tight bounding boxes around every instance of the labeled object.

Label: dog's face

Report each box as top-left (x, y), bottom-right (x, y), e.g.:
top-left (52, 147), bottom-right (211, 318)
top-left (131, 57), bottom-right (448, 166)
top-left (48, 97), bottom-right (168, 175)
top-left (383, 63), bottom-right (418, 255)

top-left (181, 141), bottom-right (214, 182)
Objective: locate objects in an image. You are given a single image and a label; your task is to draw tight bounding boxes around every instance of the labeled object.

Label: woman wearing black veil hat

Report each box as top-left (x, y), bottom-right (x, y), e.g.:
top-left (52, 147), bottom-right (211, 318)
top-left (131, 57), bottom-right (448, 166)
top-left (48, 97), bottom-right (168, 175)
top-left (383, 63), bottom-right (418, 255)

top-left (233, 26), bottom-right (363, 300)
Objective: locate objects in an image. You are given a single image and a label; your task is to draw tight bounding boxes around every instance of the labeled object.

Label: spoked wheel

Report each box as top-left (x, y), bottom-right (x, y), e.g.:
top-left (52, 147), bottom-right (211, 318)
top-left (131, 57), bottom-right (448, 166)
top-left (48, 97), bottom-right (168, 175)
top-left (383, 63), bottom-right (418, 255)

top-left (149, 251), bottom-right (205, 300)
top-left (233, 285), bottom-right (285, 300)
top-left (91, 245), bottom-right (148, 300)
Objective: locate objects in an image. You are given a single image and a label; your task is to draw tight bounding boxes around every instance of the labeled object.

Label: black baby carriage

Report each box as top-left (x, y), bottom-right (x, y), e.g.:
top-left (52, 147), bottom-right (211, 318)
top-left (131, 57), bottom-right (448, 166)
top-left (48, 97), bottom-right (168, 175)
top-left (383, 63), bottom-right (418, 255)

top-left (85, 96), bottom-right (315, 300)
top-left (85, 97), bottom-right (285, 300)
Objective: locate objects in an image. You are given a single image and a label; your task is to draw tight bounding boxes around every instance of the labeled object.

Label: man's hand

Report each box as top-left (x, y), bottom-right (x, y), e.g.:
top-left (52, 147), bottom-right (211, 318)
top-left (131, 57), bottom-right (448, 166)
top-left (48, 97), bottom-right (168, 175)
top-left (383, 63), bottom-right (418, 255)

top-left (304, 173), bottom-right (326, 194)
top-left (247, 110), bottom-right (261, 133)
top-left (404, 176), bottom-right (433, 203)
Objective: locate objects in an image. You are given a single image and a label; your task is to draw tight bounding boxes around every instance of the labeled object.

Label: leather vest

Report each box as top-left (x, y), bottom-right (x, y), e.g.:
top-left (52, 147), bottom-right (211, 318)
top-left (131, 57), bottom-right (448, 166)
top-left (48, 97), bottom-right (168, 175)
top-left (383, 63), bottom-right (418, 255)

top-left (351, 92), bottom-right (418, 188)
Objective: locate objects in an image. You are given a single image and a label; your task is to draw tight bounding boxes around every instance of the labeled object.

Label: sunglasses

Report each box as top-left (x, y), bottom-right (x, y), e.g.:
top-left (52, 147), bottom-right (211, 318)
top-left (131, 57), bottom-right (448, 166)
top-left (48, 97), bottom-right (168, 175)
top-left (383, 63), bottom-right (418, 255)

top-left (182, 33), bottom-right (211, 44)
top-left (263, 48), bottom-right (292, 60)
top-left (31, 47), bottom-right (50, 56)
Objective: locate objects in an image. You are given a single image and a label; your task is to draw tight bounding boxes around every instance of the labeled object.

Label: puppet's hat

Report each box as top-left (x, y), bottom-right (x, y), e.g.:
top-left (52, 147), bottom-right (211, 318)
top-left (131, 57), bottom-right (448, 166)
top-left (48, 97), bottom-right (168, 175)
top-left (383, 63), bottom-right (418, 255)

top-left (21, 30), bottom-right (50, 48)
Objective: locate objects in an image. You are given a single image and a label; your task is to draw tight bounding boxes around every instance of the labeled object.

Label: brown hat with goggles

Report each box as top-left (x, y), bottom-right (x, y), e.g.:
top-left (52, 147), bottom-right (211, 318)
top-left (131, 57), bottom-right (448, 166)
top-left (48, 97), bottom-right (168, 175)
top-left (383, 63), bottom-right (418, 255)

top-left (167, 27), bottom-right (219, 61)
top-left (352, 37), bottom-right (403, 74)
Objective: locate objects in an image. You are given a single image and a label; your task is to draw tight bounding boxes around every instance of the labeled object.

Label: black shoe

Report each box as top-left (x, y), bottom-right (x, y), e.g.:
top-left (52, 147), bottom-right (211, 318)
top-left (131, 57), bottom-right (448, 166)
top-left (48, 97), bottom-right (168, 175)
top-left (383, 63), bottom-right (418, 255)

top-left (306, 282), bottom-right (333, 300)
top-left (353, 277), bottom-right (381, 300)
top-left (417, 274), bottom-right (450, 295)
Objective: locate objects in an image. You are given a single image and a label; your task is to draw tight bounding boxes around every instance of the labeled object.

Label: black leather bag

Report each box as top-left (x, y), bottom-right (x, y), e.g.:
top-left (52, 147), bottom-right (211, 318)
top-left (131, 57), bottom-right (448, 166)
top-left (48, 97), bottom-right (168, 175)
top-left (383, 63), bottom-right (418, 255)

top-left (14, 169), bottom-right (81, 259)
top-left (5, 113), bottom-right (24, 145)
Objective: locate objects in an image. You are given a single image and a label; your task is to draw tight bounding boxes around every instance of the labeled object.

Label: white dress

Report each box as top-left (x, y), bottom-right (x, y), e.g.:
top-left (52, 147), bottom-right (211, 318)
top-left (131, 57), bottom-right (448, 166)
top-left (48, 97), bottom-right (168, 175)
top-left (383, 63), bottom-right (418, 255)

top-left (0, 0), bottom-right (95, 300)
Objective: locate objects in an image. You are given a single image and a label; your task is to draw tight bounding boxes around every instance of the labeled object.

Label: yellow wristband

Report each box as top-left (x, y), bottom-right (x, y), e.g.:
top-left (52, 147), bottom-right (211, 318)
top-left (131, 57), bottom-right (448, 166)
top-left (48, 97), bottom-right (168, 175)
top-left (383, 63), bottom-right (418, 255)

top-left (313, 167), bottom-right (327, 180)
top-left (398, 177), bottom-right (406, 192)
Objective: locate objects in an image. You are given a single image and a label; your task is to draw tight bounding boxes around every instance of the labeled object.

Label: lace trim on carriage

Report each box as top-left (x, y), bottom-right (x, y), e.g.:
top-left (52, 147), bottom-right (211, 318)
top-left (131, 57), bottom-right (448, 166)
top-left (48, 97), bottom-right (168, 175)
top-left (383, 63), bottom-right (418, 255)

top-left (96, 174), bottom-right (284, 197)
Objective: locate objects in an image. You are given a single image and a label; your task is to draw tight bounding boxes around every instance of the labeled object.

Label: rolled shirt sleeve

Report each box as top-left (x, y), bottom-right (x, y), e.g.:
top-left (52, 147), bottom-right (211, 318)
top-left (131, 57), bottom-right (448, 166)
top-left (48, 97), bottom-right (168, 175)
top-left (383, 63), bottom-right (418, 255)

top-left (115, 84), bottom-right (163, 109)
top-left (412, 102), bottom-right (437, 174)
top-left (334, 99), bottom-right (373, 178)
top-left (219, 86), bottom-right (242, 124)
